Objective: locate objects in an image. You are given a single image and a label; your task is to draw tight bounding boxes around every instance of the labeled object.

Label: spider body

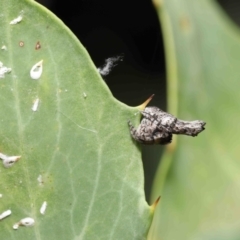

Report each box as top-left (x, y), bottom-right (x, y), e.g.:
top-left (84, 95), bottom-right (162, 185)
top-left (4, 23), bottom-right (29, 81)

top-left (128, 106), bottom-right (206, 145)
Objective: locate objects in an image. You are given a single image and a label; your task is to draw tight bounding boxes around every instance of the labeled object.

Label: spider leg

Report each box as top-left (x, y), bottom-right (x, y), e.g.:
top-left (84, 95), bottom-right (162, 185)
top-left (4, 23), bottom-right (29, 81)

top-left (128, 120), bottom-right (137, 138)
top-left (128, 121), bottom-right (144, 143)
top-left (128, 120), bottom-right (156, 144)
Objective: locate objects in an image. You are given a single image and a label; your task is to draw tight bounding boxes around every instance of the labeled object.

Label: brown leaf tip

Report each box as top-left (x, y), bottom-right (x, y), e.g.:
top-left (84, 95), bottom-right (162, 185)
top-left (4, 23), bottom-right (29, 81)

top-left (151, 196), bottom-right (161, 212)
top-left (136, 94), bottom-right (155, 110)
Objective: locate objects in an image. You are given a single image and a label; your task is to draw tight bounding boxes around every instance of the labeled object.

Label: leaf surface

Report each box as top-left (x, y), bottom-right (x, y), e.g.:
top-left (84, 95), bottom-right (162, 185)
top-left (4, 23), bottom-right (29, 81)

top-left (0, 1), bottom-right (151, 239)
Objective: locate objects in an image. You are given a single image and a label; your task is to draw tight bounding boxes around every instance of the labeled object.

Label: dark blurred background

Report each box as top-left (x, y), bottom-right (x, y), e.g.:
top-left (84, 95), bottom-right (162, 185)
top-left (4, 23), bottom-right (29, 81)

top-left (36, 0), bottom-right (239, 202)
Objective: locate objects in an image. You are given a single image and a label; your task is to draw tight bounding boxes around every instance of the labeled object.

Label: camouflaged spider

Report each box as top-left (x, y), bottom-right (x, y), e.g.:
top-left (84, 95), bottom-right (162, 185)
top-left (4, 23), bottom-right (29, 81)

top-left (128, 106), bottom-right (206, 145)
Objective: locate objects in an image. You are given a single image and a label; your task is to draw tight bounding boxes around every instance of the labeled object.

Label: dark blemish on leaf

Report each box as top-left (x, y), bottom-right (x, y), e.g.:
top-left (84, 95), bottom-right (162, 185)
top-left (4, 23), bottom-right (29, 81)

top-left (19, 41), bottom-right (24, 47)
top-left (35, 41), bottom-right (41, 50)
top-left (128, 106), bottom-right (206, 145)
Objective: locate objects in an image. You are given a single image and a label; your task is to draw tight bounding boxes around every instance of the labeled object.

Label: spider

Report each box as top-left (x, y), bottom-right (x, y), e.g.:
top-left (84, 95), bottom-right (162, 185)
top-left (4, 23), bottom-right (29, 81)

top-left (128, 106), bottom-right (206, 145)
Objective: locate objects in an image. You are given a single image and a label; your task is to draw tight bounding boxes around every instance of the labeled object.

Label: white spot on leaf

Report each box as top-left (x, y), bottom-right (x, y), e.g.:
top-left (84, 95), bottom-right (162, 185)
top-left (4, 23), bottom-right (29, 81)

top-left (0, 153), bottom-right (21, 168)
top-left (0, 193), bottom-right (2, 198)
top-left (40, 201), bottom-right (47, 215)
top-left (0, 209), bottom-right (11, 220)
top-left (0, 61), bottom-right (11, 78)
top-left (20, 217), bottom-right (35, 226)
top-left (37, 175), bottom-right (43, 186)
top-left (13, 217), bottom-right (35, 230)
top-left (13, 223), bottom-right (19, 230)
top-left (83, 92), bottom-right (87, 98)
top-left (30, 60), bottom-right (43, 80)
top-left (10, 15), bottom-right (23, 25)
top-left (1, 45), bottom-right (7, 50)
top-left (32, 98), bottom-right (39, 112)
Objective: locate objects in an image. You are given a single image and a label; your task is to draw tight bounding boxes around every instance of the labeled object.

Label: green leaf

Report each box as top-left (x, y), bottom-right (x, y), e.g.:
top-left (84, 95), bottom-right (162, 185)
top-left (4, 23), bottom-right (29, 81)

top-left (0, 0), bottom-right (151, 239)
top-left (149, 0), bottom-right (240, 239)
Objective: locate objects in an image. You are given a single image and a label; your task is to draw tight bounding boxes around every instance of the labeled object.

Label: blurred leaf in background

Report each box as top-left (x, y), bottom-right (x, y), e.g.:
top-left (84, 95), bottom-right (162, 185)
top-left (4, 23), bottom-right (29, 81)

top-left (149, 0), bottom-right (240, 239)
